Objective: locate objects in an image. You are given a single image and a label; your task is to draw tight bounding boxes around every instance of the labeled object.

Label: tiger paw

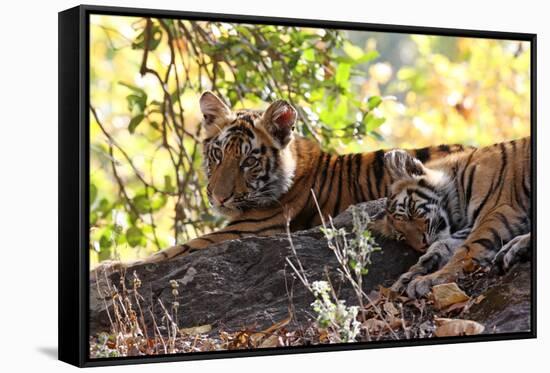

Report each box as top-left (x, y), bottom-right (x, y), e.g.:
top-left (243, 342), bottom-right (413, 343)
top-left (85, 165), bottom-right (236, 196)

top-left (391, 271), bottom-right (417, 293)
top-left (405, 273), bottom-right (449, 299)
top-left (391, 246), bottom-right (448, 294)
top-left (493, 233), bottom-right (531, 273)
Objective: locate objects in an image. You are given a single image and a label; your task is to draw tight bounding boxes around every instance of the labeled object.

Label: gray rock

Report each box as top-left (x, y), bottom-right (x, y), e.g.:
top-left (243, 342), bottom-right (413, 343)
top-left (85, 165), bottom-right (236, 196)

top-left (465, 262), bottom-right (531, 334)
top-left (89, 199), bottom-right (532, 338)
top-left (90, 199), bottom-right (420, 335)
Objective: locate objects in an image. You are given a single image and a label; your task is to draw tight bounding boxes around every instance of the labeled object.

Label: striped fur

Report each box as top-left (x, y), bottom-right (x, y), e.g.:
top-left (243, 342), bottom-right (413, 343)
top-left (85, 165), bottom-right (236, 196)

top-left (372, 137), bottom-right (531, 298)
top-left (126, 92), bottom-right (472, 266)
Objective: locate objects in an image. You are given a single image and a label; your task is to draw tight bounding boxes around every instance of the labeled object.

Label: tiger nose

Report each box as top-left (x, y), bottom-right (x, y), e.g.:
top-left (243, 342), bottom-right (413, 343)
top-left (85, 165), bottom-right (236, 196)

top-left (213, 193), bottom-right (232, 205)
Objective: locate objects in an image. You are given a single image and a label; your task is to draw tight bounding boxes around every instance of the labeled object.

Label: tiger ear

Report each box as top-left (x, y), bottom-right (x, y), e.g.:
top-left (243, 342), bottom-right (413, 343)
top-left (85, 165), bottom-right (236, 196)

top-left (384, 149), bottom-right (426, 180)
top-left (199, 91), bottom-right (233, 136)
top-left (261, 100), bottom-right (297, 148)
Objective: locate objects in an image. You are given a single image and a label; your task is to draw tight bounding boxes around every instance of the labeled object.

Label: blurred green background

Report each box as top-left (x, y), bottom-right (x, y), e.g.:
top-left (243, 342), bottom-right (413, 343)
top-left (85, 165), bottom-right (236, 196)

top-left (89, 15), bottom-right (530, 264)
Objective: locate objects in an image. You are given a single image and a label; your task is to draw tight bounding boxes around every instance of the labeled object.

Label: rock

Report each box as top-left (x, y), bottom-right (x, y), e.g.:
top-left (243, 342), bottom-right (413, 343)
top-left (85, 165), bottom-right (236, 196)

top-left (465, 262), bottom-right (531, 334)
top-left (89, 200), bottom-right (532, 339)
top-left (90, 199), bottom-right (420, 336)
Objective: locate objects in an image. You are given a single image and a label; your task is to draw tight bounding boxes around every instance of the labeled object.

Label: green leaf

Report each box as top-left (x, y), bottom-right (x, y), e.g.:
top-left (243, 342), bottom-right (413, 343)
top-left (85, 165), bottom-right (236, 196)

top-left (164, 175), bottom-right (175, 192)
top-left (118, 82), bottom-right (146, 94)
top-left (126, 226), bottom-right (144, 247)
top-left (90, 211), bottom-right (98, 225)
top-left (99, 234), bottom-right (112, 250)
top-left (90, 183), bottom-right (98, 204)
top-left (364, 113), bottom-right (386, 132)
top-left (302, 48), bottom-right (316, 62)
top-left (367, 96), bottom-right (383, 111)
top-left (335, 63), bottom-right (351, 89)
top-left (97, 198), bottom-right (111, 216)
top-left (128, 114), bottom-right (145, 134)
top-left (133, 195), bottom-right (151, 214)
top-left (356, 50), bottom-right (379, 64)
top-left (132, 25), bottom-right (162, 51)
top-left (120, 82), bottom-right (147, 114)
top-left (126, 94), bottom-right (147, 113)
top-left (343, 42), bottom-right (364, 61)
top-left (151, 194), bottom-right (167, 211)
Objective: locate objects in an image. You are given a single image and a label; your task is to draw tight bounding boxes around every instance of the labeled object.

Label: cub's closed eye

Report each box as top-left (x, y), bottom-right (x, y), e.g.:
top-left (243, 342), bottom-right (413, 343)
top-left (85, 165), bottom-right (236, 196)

top-left (242, 157), bottom-right (258, 168)
top-left (212, 148), bottom-right (222, 162)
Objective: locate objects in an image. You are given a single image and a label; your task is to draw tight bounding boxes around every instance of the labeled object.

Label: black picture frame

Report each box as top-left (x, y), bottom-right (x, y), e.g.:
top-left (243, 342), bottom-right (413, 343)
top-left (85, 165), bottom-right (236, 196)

top-left (58, 4), bottom-right (537, 367)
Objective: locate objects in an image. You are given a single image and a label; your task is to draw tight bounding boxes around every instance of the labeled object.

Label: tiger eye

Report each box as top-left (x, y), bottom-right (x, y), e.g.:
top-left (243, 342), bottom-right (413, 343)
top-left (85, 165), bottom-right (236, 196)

top-left (212, 148), bottom-right (222, 162)
top-left (242, 156), bottom-right (258, 168)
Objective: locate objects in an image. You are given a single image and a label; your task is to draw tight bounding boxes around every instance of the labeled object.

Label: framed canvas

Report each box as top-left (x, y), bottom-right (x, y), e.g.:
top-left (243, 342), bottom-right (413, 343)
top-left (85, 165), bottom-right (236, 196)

top-left (58, 4), bottom-right (536, 367)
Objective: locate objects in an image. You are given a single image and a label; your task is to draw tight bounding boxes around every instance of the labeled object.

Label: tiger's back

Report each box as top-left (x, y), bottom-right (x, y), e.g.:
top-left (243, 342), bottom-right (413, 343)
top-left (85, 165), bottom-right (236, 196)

top-left (427, 136), bottom-right (531, 232)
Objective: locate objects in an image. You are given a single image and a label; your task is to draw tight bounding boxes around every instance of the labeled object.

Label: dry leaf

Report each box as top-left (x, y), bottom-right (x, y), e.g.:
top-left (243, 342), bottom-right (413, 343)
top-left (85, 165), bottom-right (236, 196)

top-left (180, 324), bottom-right (212, 335)
top-left (259, 334), bottom-right (279, 348)
top-left (432, 282), bottom-right (470, 309)
top-left (249, 332), bottom-right (266, 346)
top-left (383, 302), bottom-right (399, 316)
top-left (434, 318), bottom-right (484, 337)
top-left (262, 316), bottom-right (291, 334)
top-left (388, 316), bottom-right (404, 330)
top-left (363, 318), bottom-right (386, 333)
top-left (443, 300), bottom-right (470, 313)
top-left (318, 328), bottom-right (329, 343)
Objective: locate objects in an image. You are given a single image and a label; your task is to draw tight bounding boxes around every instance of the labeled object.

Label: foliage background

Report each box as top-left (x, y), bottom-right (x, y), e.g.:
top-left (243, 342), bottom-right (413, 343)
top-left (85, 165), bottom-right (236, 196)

top-left (89, 15), bottom-right (530, 264)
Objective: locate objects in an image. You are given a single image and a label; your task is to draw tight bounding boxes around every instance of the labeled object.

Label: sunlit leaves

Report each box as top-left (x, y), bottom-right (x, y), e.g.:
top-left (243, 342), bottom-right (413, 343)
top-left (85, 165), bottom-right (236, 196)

top-left (367, 96), bottom-right (382, 110)
top-left (99, 234), bottom-right (112, 250)
top-left (342, 41), bottom-right (379, 64)
top-left (164, 175), bottom-right (175, 193)
top-left (389, 36), bottom-right (530, 147)
top-left (363, 112), bottom-right (386, 132)
top-left (90, 183), bottom-right (98, 204)
top-left (151, 194), bottom-right (167, 211)
top-left (126, 226), bottom-right (145, 247)
top-left (132, 194), bottom-right (151, 214)
top-left (128, 114), bottom-right (145, 134)
top-left (91, 17), bottom-right (390, 263)
top-left (335, 63), bottom-right (351, 89)
top-left (132, 23), bottom-right (163, 51)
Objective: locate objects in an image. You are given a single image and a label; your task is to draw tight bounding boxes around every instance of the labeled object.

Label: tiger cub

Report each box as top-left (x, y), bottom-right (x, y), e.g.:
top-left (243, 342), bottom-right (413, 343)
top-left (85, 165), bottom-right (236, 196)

top-left (371, 137), bottom-right (531, 298)
top-left (102, 91), bottom-right (471, 268)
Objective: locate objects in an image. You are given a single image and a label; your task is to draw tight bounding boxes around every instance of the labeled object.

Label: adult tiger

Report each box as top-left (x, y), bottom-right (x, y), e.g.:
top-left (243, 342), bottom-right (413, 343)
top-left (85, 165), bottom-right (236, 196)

top-left (370, 137), bottom-right (531, 298)
top-left (103, 91), bottom-right (471, 267)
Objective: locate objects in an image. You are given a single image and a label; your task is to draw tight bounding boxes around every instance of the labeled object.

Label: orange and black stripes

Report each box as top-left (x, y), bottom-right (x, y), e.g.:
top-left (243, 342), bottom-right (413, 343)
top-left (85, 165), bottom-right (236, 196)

top-left (131, 93), bottom-right (478, 265)
top-left (372, 137), bottom-right (531, 296)
top-left (285, 139), bottom-right (470, 231)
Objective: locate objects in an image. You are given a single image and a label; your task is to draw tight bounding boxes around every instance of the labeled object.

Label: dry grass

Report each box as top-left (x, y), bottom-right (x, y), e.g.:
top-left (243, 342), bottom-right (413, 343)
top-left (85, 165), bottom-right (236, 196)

top-left (90, 263), bottom-right (493, 358)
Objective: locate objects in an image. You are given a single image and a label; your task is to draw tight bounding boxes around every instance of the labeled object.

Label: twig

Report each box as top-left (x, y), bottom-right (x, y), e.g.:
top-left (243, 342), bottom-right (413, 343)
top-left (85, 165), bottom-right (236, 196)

top-left (310, 189), bottom-right (399, 339)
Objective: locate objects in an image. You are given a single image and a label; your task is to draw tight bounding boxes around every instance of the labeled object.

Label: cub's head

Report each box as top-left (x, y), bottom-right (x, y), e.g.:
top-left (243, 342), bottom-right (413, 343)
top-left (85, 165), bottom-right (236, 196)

top-left (199, 91), bottom-right (297, 216)
top-left (371, 150), bottom-right (451, 252)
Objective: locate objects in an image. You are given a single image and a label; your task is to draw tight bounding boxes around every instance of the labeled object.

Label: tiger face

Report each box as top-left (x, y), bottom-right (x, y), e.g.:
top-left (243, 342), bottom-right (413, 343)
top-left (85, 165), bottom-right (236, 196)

top-left (372, 150), bottom-right (452, 253)
top-left (199, 91), bottom-right (297, 216)
top-left (384, 179), bottom-right (452, 252)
